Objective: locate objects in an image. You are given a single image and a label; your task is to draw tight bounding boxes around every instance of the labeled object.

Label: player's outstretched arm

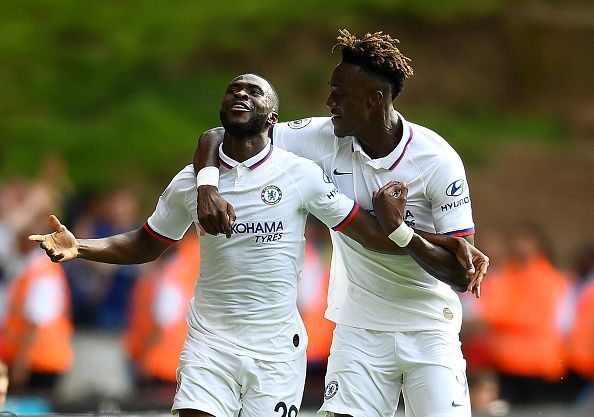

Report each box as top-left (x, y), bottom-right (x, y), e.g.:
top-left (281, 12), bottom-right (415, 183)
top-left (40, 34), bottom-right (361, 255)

top-left (29, 215), bottom-right (170, 264)
top-left (372, 182), bottom-right (484, 293)
top-left (193, 127), bottom-right (235, 237)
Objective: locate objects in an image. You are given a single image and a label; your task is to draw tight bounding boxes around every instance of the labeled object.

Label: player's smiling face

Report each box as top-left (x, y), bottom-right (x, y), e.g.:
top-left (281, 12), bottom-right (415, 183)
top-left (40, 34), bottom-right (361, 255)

top-left (326, 62), bottom-right (376, 138)
top-left (220, 74), bottom-right (278, 139)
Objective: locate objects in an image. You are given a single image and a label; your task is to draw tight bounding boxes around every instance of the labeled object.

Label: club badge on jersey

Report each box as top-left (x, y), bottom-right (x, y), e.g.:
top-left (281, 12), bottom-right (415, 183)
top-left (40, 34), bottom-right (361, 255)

top-left (261, 185), bottom-right (282, 205)
top-left (324, 380), bottom-right (339, 400)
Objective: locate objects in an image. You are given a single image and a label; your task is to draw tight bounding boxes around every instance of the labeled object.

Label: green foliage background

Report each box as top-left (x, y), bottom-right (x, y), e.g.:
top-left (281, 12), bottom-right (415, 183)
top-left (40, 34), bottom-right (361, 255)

top-left (0, 0), bottom-right (574, 193)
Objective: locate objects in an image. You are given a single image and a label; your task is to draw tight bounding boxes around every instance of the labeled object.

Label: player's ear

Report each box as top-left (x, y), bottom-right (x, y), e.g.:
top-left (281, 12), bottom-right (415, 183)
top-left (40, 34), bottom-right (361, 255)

top-left (368, 90), bottom-right (383, 108)
top-left (268, 111), bottom-right (279, 125)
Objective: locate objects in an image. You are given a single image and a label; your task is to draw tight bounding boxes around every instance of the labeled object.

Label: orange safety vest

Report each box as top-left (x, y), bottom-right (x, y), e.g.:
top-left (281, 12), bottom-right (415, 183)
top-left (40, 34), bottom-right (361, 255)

top-left (124, 269), bottom-right (156, 363)
top-left (566, 277), bottom-right (594, 379)
top-left (480, 256), bottom-right (568, 381)
top-left (299, 244), bottom-right (334, 364)
top-left (1, 252), bottom-right (73, 373)
top-left (124, 235), bottom-right (199, 382)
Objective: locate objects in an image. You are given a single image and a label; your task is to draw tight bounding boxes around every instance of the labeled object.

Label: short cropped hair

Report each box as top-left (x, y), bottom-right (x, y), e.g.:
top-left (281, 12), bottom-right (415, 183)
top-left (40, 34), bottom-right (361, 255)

top-left (333, 29), bottom-right (414, 100)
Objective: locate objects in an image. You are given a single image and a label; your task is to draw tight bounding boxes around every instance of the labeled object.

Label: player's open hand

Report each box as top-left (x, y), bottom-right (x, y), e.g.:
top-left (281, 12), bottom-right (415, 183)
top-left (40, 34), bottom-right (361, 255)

top-left (454, 238), bottom-right (489, 298)
top-left (197, 186), bottom-right (236, 238)
top-left (372, 181), bottom-right (408, 234)
top-left (28, 215), bottom-right (78, 263)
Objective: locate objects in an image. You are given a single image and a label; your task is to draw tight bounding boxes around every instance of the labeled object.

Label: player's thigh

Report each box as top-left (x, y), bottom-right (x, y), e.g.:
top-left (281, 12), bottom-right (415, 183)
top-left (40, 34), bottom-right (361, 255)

top-left (399, 331), bottom-right (470, 417)
top-left (173, 339), bottom-right (242, 417)
top-left (320, 325), bottom-right (402, 417)
top-left (239, 353), bottom-right (306, 417)
top-left (402, 364), bottom-right (470, 417)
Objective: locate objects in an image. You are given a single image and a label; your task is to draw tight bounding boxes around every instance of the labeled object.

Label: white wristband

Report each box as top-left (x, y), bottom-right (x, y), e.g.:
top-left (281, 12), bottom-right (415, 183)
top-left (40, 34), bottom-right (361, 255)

top-left (388, 222), bottom-right (414, 247)
top-left (196, 167), bottom-right (219, 188)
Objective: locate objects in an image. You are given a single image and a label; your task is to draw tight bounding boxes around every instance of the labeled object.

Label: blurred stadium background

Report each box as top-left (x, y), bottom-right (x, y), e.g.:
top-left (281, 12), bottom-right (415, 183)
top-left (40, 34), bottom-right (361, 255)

top-left (1, 0), bottom-right (593, 416)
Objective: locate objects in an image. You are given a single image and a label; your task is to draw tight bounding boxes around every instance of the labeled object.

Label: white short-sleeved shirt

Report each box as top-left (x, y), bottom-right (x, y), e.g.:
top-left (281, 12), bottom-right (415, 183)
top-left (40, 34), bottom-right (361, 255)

top-left (146, 141), bottom-right (358, 361)
top-left (271, 115), bottom-right (475, 334)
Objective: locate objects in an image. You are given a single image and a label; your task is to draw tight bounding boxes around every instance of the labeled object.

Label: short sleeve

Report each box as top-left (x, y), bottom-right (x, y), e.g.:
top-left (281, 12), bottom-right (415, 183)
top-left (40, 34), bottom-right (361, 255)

top-left (299, 160), bottom-right (359, 231)
top-left (271, 118), bottom-right (337, 167)
top-left (146, 166), bottom-right (195, 243)
top-left (426, 156), bottom-right (475, 236)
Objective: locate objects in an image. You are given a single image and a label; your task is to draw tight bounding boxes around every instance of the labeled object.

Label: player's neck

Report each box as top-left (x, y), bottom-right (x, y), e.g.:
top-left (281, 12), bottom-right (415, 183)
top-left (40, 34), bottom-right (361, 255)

top-left (356, 108), bottom-right (402, 159)
top-left (222, 132), bottom-right (269, 163)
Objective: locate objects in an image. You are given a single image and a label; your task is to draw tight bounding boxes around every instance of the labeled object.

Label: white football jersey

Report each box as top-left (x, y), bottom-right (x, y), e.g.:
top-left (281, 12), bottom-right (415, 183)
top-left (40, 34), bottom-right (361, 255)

top-left (271, 115), bottom-right (475, 334)
top-left (146, 141), bottom-right (358, 361)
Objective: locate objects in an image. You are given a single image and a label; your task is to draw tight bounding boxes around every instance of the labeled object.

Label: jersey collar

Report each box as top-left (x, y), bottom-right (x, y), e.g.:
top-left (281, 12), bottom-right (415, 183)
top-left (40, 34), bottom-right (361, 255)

top-left (218, 140), bottom-right (273, 170)
top-left (352, 112), bottom-right (414, 171)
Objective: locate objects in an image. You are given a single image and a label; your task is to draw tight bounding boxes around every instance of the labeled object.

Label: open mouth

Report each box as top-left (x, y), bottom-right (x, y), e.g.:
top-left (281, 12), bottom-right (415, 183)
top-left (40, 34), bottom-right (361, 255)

top-left (229, 102), bottom-right (251, 112)
top-left (330, 109), bottom-right (342, 120)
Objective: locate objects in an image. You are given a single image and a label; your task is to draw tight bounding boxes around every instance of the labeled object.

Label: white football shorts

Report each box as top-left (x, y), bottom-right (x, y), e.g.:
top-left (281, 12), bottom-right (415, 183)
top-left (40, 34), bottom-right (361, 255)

top-left (172, 332), bottom-right (306, 417)
top-left (320, 325), bottom-right (470, 417)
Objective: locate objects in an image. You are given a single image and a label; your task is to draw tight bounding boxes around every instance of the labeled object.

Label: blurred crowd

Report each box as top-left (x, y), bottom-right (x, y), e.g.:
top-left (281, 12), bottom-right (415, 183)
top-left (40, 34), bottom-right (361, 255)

top-left (460, 228), bottom-right (594, 414)
top-left (1, 159), bottom-right (593, 415)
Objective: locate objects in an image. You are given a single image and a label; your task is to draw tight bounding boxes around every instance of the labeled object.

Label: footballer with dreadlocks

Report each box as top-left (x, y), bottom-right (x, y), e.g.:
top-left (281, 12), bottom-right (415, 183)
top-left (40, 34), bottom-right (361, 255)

top-left (193, 30), bottom-right (488, 417)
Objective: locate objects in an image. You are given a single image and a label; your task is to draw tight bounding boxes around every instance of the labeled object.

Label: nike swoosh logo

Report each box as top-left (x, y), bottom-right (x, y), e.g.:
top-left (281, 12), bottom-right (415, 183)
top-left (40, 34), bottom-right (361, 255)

top-left (333, 168), bottom-right (352, 176)
top-left (451, 401), bottom-right (464, 407)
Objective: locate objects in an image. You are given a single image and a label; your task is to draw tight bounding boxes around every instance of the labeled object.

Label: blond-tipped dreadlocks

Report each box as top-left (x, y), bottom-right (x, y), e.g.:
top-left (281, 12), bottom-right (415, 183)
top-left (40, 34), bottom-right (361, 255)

top-left (333, 29), bottom-right (414, 99)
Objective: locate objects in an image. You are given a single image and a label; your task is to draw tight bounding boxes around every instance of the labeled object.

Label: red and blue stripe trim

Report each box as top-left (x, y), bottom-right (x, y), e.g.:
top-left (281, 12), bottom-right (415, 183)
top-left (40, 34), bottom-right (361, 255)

top-left (332, 202), bottom-right (360, 231)
top-left (388, 127), bottom-right (414, 171)
top-left (248, 145), bottom-right (273, 170)
top-left (143, 222), bottom-right (178, 244)
top-left (446, 227), bottom-right (475, 237)
top-left (218, 157), bottom-right (233, 170)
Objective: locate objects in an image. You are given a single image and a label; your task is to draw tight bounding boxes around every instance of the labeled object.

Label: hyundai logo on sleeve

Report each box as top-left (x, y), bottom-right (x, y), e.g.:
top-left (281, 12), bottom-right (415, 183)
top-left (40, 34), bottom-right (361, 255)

top-left (446, 179), bottom-right (465, 197)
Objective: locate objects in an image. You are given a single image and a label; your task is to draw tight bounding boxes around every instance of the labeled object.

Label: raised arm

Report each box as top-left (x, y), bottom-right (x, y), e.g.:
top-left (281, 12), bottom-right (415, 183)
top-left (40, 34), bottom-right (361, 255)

top-left (193, 127), bottom-right (236, 237)
top-left (29, 215), bottom-right (170, 264)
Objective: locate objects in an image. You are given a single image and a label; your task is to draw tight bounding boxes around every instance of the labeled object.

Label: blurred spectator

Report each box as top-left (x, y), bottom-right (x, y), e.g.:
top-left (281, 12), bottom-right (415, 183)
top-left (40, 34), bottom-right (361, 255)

top-left (0, 156), bottom-right (72, 326)
top-left (460, 229), bottom-right (508, 372)
top-left (64, 189), bottom-right (141, 330)
top-left (480, 224), bottom-right (569, 404)
top-left (299, 219), bottom-right (334, 367)
top-left (298, 240), bottom-right (333, 367)
top-left (0, 178), bottom-right (29, 280)
top-left (468, 370), bottom-right (509, 416)
top-left (461, 231), bottom-right (510, 415)
top-left (565, 244), bottom-right (594, 402)
top-left (0, 361), bottom-right (8, 409)
top-left (0, 225), bottom-right (73, 393)
top-left (124, 233), bottom-right (200, 385)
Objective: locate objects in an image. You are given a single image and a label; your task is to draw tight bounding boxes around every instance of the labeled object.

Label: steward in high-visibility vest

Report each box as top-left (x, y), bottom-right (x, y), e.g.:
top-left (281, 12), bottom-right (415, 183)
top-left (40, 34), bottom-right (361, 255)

top-left (298, 243), bottom-right (333, 365)
top-left (567, 275), bottom-right (594, 379)
top-left (1, 251), bottom-right (73, 388)
top-left (481, 255), bottom-right (568, 381)
top-left (124, 235), bottom-right (199, 383)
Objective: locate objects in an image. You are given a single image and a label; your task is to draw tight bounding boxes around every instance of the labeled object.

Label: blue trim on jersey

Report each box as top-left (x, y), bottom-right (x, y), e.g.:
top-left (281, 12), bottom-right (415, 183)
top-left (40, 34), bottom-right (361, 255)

top-left (248, 145), bottom-right (273, 170)
top-left (388, 126), bottom-right (414, 171)
top-left (332, 202), bottom-right (360, 231)
top-left (218, 157), bottom-right (233, 170)
top-left (445, 227), bottom-right (475, 237)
